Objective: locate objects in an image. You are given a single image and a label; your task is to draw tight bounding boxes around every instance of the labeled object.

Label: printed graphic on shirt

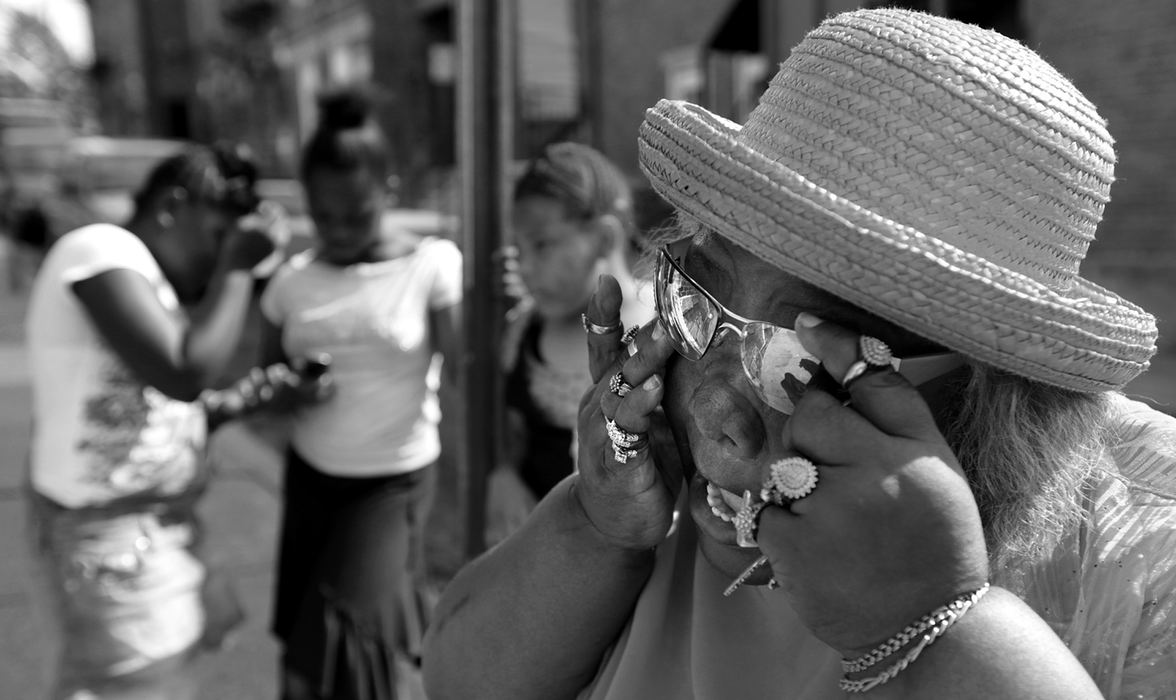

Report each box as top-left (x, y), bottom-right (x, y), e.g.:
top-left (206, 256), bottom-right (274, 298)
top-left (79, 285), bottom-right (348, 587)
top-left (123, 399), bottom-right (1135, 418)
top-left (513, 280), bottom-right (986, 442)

top-left (77, 359), bottom-right (203, 496)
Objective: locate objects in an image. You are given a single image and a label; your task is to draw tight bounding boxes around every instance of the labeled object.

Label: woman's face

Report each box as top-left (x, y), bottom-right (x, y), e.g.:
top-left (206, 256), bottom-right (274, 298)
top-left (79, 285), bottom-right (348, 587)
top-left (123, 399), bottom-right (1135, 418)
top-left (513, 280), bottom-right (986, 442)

top-left (168, 198), bottom-right (234, 303)
top-left (513, 196), bottom-right (602, 322)
top-left (306, 167), bottom-right (384, 266)
top-left (660, 231), bottom-right (932, 581)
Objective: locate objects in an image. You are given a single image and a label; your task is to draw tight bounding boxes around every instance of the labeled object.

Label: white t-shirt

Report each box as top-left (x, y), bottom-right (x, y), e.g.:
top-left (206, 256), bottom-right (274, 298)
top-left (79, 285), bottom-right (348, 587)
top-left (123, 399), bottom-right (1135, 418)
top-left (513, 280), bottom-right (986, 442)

top-left (260, 236), bottom-right (462, 477)
top-left (26, 224), bottom-right (207, 508)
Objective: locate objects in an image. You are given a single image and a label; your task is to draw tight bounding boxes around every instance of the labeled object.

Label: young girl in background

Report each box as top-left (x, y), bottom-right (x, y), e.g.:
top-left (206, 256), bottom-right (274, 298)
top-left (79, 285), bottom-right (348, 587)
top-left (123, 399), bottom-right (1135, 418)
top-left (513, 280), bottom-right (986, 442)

top-left (260, 87), bottom-right (462, 700)
top-left (486, 142), bottom-right (652, 543)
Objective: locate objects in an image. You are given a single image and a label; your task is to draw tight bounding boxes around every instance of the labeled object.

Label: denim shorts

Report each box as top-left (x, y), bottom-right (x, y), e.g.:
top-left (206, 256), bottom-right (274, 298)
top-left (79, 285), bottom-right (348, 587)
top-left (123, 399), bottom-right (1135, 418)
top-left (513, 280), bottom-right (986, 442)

top-left (28, 489), bottom-right (217, 687)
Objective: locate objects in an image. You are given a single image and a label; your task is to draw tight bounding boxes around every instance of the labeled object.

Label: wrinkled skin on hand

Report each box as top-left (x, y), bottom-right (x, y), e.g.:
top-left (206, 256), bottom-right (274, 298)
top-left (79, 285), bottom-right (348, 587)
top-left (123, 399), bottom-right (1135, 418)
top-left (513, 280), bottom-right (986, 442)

top-left (755, 314), bottom-right (989, 657)
top-left (573, 275), bottom-right (680, 551)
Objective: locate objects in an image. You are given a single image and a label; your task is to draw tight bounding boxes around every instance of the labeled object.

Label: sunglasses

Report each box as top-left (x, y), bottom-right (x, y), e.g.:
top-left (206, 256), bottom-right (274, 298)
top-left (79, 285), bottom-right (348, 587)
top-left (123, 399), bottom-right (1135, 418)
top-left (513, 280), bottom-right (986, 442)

top-left (654, 238), bottom-right (964, 414)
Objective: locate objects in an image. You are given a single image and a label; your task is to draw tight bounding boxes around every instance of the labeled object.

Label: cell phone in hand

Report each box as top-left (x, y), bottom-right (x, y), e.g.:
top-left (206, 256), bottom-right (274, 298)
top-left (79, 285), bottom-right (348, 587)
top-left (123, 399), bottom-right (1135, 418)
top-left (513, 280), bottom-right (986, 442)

top-left (302, 354), bottom-right (332, 379)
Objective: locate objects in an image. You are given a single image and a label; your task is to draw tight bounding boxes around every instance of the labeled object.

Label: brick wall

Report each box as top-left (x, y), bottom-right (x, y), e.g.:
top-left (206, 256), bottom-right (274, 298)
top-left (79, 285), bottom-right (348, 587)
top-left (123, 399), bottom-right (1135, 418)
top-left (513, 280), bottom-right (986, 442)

top-left (1025, 0), bottom-right (1176, 257)
top-left (1024, 0), bottom-right (1176, 371)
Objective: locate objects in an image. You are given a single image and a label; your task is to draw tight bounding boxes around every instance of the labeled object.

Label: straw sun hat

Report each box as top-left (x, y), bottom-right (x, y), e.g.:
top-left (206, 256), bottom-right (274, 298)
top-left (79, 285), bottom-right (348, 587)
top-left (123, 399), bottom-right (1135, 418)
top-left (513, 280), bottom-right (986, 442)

top-left (638, 8), bottom-right (1157, 393)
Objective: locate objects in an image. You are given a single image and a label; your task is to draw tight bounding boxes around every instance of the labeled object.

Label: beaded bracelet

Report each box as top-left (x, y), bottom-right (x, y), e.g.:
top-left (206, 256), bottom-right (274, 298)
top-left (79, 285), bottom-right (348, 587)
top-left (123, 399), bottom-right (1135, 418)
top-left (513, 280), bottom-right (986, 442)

top-left (839, 583), bottom-right (990, 693)
top-left (200, 362), bottom-right (294, 424)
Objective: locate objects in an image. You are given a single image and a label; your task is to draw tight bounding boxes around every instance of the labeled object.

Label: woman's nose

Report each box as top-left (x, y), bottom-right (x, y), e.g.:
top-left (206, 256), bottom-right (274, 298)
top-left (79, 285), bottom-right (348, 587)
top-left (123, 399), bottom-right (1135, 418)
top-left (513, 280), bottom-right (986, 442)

top-left (688, 359), bottom-right (766, 461)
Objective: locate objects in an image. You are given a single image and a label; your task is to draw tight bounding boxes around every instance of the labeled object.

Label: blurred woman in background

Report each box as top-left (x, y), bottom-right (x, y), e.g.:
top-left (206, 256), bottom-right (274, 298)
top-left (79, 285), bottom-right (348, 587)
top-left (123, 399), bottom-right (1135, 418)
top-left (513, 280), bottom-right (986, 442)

top-left (25, 143), bottom-right (278, 699)
top-left (260, 86), bottom-right (462, 700)
top-left (486, 142), bottom-right (653, 544)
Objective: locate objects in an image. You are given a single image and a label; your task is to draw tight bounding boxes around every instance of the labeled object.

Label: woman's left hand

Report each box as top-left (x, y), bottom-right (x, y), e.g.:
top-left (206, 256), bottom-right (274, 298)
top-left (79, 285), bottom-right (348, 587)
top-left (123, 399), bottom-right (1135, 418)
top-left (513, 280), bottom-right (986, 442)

top-left (237, 200), bottom-right (290, 279)
top-left (755, 313), bottom-right (989, 658)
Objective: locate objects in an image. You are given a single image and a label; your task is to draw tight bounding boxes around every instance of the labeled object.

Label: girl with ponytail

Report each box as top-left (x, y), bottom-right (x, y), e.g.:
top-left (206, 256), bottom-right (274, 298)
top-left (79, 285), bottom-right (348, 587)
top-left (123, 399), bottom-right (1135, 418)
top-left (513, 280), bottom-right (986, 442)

top-left (260, 85), bottom-right (462, 700)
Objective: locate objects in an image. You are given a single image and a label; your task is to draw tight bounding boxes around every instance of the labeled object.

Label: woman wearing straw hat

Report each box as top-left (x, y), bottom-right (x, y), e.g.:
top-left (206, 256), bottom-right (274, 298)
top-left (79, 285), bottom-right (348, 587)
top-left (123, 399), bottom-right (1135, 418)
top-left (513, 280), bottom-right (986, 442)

top-left (423, 9), bottom-right (1176, 699)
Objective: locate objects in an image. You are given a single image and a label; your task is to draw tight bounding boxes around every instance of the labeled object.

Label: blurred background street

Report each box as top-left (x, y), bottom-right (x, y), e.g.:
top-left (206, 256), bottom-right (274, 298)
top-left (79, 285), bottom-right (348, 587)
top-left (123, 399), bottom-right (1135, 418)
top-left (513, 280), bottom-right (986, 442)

top-left (1, 0), bottom-right (1175, 697)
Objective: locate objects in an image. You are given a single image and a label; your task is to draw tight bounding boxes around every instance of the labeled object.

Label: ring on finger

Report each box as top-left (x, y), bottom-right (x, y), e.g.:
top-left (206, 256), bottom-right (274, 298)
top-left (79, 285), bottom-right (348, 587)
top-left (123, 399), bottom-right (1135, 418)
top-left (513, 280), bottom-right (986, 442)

top-left (840, 335), bottom-right (894, 389)
top-left (733, 490), bottom-right (766, 548)
top-left (612, 444), bottom-right (642, 464)
top-left (605, 417), bottom-right (645, 449)
top-left (582, 313), bottom-right (622, 336)
top-left (609, 371), bottom-right (634, 397)
top-left (760, 456), bottom-right (820, 505)
top-left (620, 326), bottom-right (640, 346)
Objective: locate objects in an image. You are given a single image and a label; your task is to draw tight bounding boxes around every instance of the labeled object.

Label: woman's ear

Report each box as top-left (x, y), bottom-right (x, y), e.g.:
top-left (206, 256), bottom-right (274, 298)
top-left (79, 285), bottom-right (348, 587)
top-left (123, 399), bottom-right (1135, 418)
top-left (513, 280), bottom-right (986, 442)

top-left (155, 187), bottom-right (188, 228)
top-left (162, 186), bottom-right (189, 214)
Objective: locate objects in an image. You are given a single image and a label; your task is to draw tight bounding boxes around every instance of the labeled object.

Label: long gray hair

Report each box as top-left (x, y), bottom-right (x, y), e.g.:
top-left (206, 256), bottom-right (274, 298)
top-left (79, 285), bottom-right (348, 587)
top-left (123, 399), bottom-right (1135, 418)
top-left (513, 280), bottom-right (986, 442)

top-left (944, 365), bottom-right (1111, 577)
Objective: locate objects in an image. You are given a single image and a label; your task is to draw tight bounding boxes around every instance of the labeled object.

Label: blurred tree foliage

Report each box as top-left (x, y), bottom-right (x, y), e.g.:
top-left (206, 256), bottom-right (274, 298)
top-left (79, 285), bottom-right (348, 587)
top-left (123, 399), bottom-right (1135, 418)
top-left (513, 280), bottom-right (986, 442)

top-left (0, 9), bottom-right (95, 130)
top-left (193, 6), bottom-right (289, 175)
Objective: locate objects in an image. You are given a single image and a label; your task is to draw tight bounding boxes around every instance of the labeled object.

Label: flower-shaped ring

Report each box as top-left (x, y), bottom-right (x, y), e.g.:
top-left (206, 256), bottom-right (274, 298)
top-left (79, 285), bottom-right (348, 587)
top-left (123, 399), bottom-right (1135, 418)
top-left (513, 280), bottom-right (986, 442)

top-left (840, 335), bottom-right (894, 389)
top-left (761, 457), bottom-right (820, 505)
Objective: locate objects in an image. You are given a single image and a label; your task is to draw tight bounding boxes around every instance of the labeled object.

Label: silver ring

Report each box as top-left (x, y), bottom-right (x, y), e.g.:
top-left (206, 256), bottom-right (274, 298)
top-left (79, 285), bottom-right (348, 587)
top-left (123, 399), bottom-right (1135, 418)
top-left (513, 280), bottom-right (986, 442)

top-left (860, 335), bottom-right (893, 366)
top-left (605, 417), bottom-right (644, 449)
top-left (840, 335), bottom-right (893, 388)
top-left (620, 326), bottom-right (640, 346)
top-left (840, 360), bottom-right (870, 388)
top-left (733, 491), bottom-right (766, 548)
top-left (612, 444), bottom-right (640, 464)
top-left (760, 457), bottom-right (819, 504)
top-left (582, 313), bottom-right (622, 336)
top-left (609, 371), bottom-right (633, 397)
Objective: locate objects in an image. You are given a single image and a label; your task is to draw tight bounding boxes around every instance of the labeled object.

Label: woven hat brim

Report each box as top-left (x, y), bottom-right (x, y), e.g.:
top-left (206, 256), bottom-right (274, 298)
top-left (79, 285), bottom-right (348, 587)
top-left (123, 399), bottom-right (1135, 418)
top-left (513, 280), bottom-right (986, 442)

top-left (638, 100), bottom-right (1157, 392)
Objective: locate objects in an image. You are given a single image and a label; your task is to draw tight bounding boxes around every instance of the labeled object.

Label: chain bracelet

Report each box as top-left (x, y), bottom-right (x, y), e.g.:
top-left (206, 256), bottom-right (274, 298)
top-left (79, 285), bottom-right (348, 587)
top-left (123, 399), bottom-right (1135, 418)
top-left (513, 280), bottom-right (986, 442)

top-left (841, 583), bottom-right (991, 676)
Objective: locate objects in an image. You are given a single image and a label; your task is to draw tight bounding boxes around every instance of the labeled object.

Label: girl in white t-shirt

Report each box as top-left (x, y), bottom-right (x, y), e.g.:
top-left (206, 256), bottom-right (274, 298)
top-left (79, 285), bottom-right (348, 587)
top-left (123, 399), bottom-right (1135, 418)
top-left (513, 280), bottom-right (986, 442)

top-left (260, 87), bottom-right (462, 700)
top-left (25, 144), bottom-right (282, 698)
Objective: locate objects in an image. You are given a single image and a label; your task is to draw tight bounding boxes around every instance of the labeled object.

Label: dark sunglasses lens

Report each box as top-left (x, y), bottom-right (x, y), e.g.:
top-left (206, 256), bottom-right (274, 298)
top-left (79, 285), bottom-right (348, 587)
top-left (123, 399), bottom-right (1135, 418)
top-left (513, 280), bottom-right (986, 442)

top-left (656, 249), bottom-right (717, 361)
top-left (741, 322), bottom-right (818, 415)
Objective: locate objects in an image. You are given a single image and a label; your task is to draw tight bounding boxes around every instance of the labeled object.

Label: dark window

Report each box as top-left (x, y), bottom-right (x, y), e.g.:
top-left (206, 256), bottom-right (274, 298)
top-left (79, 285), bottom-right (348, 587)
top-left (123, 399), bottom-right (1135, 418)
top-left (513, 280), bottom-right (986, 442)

top-left (864, 1), bottom-right (932, 11)
top-left (863, 1), bottom-right (1025, 43)
top-left (165, 99), bottom-right (191, 140)
top-left (948, 0), bottom-right (1026, 42)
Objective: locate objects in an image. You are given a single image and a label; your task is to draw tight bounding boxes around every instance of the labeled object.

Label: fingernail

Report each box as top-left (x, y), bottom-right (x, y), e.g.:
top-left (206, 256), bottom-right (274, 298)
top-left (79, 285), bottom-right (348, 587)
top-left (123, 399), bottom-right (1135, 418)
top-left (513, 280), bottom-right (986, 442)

top-left (794, 313), bottom-right (824, 329)
top-left (651, 322), bottom-right (665, 341)
top-left (643, 374), bottom-right (661, 390)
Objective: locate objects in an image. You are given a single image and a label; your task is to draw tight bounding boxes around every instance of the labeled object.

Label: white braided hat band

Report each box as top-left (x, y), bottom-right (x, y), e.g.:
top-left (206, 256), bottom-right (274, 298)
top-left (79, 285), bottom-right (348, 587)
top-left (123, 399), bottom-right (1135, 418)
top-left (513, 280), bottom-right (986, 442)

top-left (637, 9), bottom-right (1156, 393)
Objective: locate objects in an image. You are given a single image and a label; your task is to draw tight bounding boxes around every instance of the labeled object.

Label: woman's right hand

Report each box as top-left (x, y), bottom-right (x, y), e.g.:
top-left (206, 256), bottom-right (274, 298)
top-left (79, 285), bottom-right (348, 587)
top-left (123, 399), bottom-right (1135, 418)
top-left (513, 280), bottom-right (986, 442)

top-left (278, 356), bottom-right (336, 409)
top-left (221, 201), bottom-right (286, 273)
top-left (573, 275), bottom-right (679, 551)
